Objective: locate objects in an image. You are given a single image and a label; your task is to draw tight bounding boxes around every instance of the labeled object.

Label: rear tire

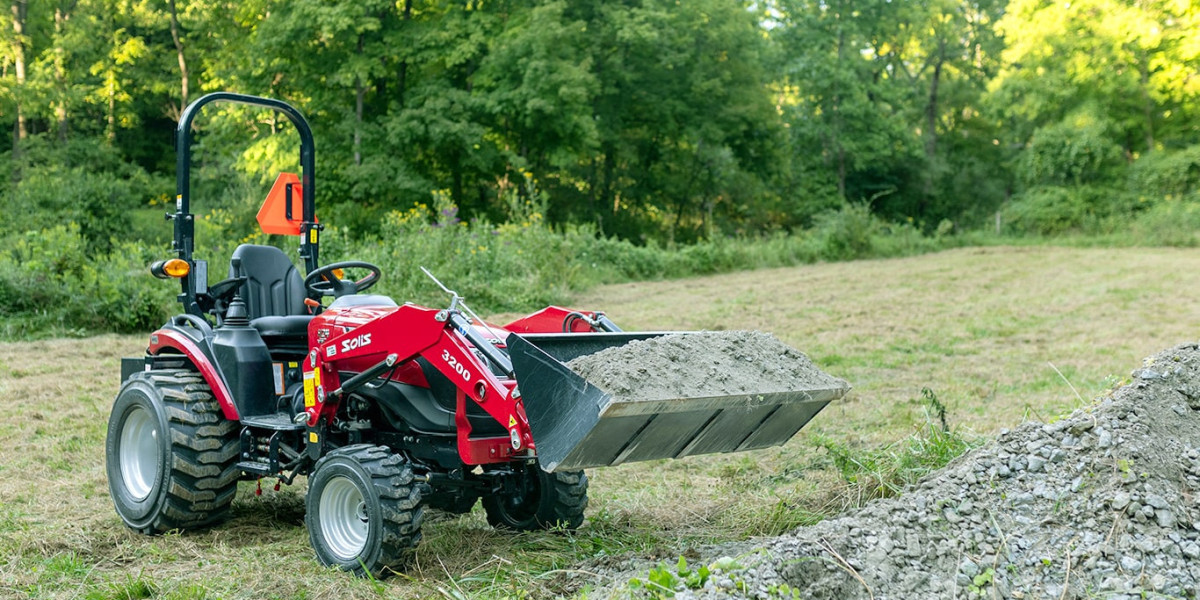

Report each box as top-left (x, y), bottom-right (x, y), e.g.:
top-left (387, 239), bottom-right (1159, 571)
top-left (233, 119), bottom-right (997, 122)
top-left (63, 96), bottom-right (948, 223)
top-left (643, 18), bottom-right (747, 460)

top-left (306, 445), bottom-right (425, 578)
top-left (105, 369), bottom-right (240, 533)
top-left (482, 466), bottom-right (588, 531)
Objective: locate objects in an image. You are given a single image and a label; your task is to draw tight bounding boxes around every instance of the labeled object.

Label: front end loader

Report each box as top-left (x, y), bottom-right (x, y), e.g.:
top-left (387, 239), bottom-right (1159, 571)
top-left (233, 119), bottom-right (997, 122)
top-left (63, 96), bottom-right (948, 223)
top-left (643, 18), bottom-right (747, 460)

top-left (105, 93), bottom-right (849, 577)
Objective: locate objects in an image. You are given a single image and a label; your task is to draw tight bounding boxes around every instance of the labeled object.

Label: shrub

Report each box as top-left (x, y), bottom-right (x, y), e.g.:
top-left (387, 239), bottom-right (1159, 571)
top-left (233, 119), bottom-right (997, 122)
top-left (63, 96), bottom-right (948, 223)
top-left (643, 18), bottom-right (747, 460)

top-left (1128, 145), bottom-right (1200, 200)
top-left (0, 136), bottom-right (164, 253)
top-left (1128, 196), bottom-right (1200, 247)
top-left (2, 180), bottom-right (965, 337)
top-left (1002, 185), bottom-right (1131, 235)
top-left (340, 199), bottom-right (579, 312)
top-left (1019, 117), bottom-right (1124, 187)
top-left (0, 225), bottom-right (174, 338)
top-left (811, 202), bottom-right (879, 261)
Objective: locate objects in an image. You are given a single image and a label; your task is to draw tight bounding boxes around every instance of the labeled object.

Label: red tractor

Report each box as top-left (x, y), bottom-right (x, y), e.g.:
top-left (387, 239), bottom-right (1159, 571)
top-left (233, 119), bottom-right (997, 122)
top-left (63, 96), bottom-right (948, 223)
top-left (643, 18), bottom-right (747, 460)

top-left (105, 93), bottom-right (844, 577)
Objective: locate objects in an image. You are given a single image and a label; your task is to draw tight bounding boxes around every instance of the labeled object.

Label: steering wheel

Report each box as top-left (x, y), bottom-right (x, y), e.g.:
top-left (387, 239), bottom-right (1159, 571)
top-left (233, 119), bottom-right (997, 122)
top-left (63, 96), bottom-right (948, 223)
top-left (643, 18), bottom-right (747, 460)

top-left (304, 261), bottom-right (382, 298)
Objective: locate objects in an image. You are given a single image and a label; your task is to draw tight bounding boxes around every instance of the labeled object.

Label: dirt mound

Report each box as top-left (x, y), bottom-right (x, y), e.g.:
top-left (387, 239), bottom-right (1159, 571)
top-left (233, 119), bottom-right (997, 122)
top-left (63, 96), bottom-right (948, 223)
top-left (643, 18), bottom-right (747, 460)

top-left (566, 331), bottom-right (849, 400)
top-left (595, 342), bottom-right (1200, 599)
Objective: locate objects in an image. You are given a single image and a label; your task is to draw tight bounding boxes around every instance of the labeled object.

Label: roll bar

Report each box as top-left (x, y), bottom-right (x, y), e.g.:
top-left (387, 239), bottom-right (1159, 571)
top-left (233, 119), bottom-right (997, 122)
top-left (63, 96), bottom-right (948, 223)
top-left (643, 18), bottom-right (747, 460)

top-left (170, 92), bottom-right (319, 316)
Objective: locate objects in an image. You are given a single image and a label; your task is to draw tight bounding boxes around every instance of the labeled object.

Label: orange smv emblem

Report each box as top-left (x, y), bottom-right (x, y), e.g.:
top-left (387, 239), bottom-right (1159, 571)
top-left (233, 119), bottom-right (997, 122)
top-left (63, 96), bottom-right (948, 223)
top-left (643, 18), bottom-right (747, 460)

top-left (256, 172), bottom-right (316, 235)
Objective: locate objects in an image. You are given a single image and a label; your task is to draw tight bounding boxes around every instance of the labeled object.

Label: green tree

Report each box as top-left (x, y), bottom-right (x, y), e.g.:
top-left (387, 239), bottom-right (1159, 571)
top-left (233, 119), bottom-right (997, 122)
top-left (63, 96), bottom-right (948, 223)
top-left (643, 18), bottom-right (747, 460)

top-left (991, 0), bottom-right (1200, 155)
top-left (553, 0), bottom-right (782, 241)
top-left (774, 0), bottom-right (921, 221)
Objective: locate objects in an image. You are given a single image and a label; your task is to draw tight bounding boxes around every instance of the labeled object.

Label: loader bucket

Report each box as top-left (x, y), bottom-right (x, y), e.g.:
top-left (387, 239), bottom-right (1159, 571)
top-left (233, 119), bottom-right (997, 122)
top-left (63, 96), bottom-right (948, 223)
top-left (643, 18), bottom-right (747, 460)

top-left (507, 332), bottom-right (849, 473)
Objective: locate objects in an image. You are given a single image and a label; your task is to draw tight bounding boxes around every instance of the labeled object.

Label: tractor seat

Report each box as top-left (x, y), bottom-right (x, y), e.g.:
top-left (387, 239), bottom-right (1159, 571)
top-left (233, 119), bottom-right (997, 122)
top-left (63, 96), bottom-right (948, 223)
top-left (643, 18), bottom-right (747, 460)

top-left (230, 244), bottom-right (312, 354)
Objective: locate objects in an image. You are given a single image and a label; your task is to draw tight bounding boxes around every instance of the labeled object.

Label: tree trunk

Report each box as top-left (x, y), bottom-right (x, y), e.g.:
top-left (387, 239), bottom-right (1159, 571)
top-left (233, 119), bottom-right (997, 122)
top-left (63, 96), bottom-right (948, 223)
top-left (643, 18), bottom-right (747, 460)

top-left (451, 154), bottom-right (464, 210)
top-left (922, 38), bottom-right (946, 215)
top-left (925, 60), bottom-right (942, 160)
top-left (107, 75), bottom-right (116, 143)
top-left (836, 146), bottom-right (846, 199)
top-left (373, 9), bottom-right (387, 116)
top-left (396, 0), bottom-right (412, 110)
top-left (1140, 52), bottom-right (1155, 153)
top-left (168, 0), bottom-right (189, 113)
top-left (833, 15), bottom-right (846, 199)
top-left (11, 0), bottom-right (27, 155)
top-left (53, 6), bottom-right (70, 142)
top-left (104, 9), bottom-right (116, 144)
top-left (354, 34), bottom-right (364, 166)
top-left (599, 142), bottom-right (615, 234)
top-left (354, 76), bottom-right (364, 165)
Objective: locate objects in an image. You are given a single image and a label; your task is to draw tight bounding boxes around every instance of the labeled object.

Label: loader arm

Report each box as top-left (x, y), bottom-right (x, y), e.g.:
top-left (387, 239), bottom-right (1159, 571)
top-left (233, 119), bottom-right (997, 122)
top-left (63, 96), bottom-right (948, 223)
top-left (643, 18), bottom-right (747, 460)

top-left (301, 304), bottom-right (531, 464)
top-left (303, 303), bottom-right (848, 472)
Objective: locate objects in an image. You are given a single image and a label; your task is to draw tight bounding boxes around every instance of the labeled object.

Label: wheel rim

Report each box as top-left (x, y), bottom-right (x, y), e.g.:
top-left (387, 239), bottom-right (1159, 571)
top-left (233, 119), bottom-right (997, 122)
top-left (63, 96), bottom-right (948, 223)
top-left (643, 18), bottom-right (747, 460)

top-left (320, 475), bottom-right (369, 561)
top-left (500, 468), bottom-right (542, 524)
top-left (119, 405), bottom-right (159, 502)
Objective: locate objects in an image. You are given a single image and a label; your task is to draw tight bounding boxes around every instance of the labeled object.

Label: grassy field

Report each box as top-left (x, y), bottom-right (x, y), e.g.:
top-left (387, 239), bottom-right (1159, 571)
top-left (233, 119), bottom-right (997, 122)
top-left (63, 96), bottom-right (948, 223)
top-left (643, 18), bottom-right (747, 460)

top-left (2, 246), bottom-right (1199, 599)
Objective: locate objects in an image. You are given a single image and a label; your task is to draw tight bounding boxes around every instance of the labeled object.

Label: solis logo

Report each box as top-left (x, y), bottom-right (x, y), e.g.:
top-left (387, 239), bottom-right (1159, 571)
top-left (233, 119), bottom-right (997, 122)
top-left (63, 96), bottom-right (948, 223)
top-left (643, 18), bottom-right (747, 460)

top-left (341, 333), bottom-right (372, 353)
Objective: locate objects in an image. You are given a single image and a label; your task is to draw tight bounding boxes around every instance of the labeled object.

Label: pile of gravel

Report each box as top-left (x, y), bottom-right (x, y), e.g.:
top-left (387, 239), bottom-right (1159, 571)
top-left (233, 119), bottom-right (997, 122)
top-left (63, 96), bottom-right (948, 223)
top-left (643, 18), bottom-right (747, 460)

top-left (566, 331), bottom-right (849, 401)
top-left (593, 342), bottom-right (1200, 599)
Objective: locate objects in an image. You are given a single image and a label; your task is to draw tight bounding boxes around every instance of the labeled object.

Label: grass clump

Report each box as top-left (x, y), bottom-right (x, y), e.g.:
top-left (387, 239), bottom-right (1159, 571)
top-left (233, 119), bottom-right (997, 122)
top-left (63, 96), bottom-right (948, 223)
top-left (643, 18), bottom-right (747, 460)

top-left (84, 573), bottom-right (157, 600)
top-left (814, 388), bottom-right (977, 509)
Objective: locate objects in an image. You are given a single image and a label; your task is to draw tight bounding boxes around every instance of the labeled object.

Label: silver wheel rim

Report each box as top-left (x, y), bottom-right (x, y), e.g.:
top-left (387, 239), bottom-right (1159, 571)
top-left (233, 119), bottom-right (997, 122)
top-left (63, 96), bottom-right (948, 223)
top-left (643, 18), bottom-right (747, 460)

top-left (119, 405), bottom-right (159, 501)
top-left (320, 475), bottom-right (369, 560)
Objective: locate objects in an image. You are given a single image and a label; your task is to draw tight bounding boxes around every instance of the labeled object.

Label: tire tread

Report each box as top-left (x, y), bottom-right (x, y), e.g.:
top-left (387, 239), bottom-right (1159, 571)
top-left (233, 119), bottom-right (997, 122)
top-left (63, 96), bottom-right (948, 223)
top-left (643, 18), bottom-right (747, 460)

top-left (482, 468), bottom-right (588, 531)
top-left (125, 369), bottom-right (239, 532)
top-left (310, 444), bottom-right (425, 577)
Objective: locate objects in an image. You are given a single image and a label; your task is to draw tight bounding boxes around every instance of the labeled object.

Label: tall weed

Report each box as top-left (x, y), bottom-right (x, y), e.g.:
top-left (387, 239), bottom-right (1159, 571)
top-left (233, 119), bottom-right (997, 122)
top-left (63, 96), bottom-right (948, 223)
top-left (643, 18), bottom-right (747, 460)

top-left (814, 388), bottom-right (976, 507)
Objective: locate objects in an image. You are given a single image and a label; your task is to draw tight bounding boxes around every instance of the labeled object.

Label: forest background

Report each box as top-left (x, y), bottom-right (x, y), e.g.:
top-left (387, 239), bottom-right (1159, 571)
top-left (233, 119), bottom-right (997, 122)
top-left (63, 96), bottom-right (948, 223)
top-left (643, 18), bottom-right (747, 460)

top-left (1, 0), bottom-right (1198, 337)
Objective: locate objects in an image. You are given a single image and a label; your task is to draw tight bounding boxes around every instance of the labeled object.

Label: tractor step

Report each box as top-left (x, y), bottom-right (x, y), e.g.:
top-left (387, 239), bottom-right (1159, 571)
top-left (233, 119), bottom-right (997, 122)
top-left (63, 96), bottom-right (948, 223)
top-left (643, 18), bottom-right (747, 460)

top-left (236, 460), bottom-right (273, 476)
top-left (240, 412), bottom-right (306, 432)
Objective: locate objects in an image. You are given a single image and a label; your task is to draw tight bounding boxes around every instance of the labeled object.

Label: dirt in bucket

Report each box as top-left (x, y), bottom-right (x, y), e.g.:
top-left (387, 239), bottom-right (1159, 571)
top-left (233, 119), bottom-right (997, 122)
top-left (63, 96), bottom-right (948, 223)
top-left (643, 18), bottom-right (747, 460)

top-left (565, 330), bottom-right (850, 401)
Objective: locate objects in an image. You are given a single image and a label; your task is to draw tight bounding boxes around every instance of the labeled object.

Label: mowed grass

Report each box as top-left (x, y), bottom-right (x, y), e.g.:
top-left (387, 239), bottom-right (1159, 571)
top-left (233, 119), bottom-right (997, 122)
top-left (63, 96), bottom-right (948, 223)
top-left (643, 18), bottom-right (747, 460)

top-left (2, 246), bottom-right (1199, 599)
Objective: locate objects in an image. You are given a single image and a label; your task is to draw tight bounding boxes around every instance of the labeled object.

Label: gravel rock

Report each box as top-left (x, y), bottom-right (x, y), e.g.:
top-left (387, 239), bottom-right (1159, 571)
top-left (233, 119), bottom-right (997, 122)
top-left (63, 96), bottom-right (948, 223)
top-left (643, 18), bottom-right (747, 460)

top-left (587, 343), bottom-right (1200, 599)
top-left (566, 330), bottom-right (850, 400)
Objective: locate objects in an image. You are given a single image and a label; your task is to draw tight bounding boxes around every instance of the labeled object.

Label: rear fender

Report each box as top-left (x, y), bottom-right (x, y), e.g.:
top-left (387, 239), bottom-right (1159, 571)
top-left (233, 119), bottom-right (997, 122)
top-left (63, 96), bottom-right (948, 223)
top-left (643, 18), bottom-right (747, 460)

top-left (147, 327), bottom-right (240, 421)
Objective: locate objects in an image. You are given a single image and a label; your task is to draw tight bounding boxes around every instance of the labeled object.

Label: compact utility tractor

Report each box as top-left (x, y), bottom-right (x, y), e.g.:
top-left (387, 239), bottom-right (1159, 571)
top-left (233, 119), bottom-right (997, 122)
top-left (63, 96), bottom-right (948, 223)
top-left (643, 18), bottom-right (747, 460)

top-left (105, 93), bottom-right (846, 576)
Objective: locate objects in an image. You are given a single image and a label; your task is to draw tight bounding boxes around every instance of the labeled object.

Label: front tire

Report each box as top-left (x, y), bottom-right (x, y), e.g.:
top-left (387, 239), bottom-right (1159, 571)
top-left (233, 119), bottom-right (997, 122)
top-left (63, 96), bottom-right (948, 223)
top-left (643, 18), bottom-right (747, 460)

top-left (306, 445), bottom-right (425, 578)
top-left (105, 369), bottom-right (240, 533)
top-left (482, 466), bottom-right (588, 531)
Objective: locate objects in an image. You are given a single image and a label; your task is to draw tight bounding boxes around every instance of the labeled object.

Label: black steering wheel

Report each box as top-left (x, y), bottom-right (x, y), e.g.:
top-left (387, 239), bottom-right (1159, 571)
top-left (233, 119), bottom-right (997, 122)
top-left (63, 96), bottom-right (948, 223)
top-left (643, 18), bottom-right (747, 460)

top-left (304, 261), bottom-right (382, 298)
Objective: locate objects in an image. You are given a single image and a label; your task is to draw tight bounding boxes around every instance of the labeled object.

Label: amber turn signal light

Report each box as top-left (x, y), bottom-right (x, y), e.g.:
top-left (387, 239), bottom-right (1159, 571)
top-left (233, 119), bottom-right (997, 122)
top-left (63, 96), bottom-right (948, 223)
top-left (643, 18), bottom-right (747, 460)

top-left (150, 258), bottom-right (191, 279)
